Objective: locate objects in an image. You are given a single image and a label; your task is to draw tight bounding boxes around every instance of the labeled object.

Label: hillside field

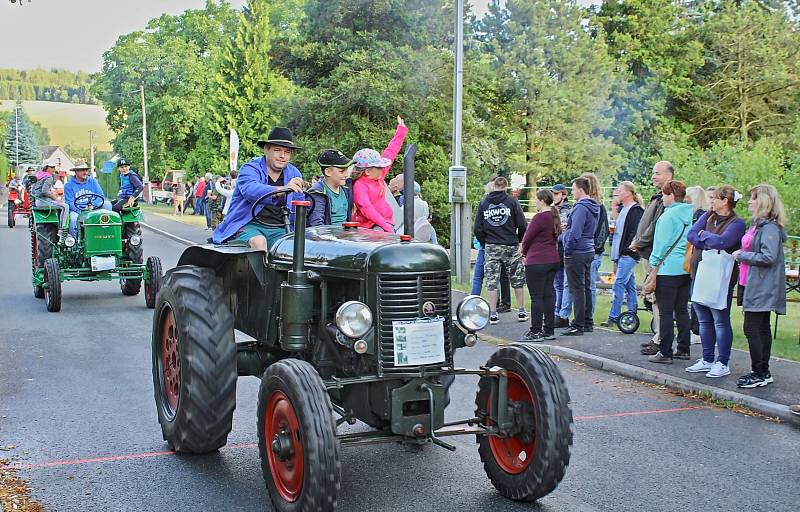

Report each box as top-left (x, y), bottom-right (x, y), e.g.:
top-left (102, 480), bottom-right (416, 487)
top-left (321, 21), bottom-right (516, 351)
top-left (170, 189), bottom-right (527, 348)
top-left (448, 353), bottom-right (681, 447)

top-left (0, 100), bottom-right (114, 151)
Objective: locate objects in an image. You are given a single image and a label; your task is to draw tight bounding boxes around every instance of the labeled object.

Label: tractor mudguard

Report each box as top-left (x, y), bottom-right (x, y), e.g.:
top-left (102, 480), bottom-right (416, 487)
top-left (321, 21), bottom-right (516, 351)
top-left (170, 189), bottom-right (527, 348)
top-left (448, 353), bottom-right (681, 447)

top-left (120, 207), bottom-right (144, 224)
top-left (177, 243), bottom-right (268, 285)
top-left (32, 207), bottom-right (60, 224)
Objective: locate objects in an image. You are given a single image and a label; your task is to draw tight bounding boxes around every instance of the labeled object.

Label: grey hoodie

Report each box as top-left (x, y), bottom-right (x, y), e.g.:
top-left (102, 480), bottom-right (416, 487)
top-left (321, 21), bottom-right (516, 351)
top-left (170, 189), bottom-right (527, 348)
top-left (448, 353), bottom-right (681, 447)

top-left (739, 219), bottom-right (787, 315)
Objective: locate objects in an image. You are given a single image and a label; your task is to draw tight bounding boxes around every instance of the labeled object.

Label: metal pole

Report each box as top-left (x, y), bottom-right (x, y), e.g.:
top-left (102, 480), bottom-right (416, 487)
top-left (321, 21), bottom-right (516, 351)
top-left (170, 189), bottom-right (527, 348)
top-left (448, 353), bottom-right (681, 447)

top-left (140, 85), bottom-right (151, 204)
top-left (15, 104), bottom-right (19, 168)
top-left (89, 129), bottom-right (95, 176)
top-left (450, 0), bottom-right (470, 283)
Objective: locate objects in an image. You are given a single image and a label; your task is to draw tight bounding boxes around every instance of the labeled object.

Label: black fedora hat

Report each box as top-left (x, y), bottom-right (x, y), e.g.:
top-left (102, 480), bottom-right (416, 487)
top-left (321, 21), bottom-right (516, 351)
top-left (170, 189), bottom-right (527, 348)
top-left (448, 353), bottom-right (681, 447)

top-left (257, 127), bottom-right (303, 150)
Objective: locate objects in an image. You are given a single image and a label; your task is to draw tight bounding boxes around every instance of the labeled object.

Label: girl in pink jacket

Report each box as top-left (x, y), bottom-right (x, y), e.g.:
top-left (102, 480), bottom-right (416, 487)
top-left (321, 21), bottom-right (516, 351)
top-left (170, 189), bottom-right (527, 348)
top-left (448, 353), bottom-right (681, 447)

top-left (351, 116), bottom-right (408, 232)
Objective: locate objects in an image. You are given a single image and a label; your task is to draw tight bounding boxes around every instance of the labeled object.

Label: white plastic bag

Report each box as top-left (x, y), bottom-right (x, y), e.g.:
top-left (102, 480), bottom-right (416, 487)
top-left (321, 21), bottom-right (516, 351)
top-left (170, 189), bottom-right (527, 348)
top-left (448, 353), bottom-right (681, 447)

top-left (691, 249), bottom-right (734, 310)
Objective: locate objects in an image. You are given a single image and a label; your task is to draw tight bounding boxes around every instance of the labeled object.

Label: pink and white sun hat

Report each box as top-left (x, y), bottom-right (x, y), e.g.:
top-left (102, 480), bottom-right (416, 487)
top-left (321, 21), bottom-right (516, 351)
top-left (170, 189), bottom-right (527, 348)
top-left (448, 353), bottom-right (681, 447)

top-left (352, 148), bottom-right (391, 169)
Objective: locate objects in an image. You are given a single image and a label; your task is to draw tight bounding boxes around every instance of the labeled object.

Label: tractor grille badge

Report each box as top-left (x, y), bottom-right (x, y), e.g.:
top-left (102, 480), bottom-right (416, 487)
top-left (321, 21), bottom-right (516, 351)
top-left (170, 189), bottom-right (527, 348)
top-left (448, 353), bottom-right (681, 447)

top-left (422, 301), bottom-right (436, 318)
top-left (100, 214), bottom-right (110, 224)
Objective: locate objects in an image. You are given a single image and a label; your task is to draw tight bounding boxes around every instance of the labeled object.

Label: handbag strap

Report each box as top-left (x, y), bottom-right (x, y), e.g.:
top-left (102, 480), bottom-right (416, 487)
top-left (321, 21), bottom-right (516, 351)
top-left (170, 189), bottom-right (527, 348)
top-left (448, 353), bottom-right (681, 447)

top-left (652, 224), bottom-right (687, 273)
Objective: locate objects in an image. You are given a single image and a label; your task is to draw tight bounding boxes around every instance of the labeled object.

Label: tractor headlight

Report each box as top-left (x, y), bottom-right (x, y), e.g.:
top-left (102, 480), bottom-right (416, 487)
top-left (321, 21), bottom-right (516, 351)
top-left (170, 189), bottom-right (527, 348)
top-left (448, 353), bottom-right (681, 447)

top-left (456, 295), bottom-right (490, 331)
top-left (14, 199), bottom-right (21, 205)
top-left (64, 234), bottom-right (76, 248)
top-left (129, 234), bottom-right (142, 246)
top-left (335, 301), bottom-right (373, 339)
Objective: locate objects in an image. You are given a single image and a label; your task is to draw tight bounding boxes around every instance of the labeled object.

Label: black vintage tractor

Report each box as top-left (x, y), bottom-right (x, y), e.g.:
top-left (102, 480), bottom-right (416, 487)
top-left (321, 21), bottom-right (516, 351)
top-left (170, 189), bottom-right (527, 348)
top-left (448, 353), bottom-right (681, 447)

top-left (150, 148), bottom-right (573, 511)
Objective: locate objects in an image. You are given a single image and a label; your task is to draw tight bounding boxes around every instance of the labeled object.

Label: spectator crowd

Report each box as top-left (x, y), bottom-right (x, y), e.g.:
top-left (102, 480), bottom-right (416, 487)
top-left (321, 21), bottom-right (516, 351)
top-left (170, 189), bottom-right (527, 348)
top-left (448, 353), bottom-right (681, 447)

top-left (472, 160), bottom-right (790, 391)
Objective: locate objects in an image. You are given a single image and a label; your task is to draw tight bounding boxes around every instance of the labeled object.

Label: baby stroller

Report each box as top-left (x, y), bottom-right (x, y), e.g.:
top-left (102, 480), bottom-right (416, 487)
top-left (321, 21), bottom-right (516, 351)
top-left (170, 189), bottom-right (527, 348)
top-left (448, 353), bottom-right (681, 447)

top-left (616, 296), bottom-right (656, 334)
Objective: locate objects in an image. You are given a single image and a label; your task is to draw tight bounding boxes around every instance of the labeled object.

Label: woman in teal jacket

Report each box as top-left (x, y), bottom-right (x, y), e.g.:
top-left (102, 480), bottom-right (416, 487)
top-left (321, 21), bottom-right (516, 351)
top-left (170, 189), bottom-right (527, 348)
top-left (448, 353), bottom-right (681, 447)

top-left (648, 180), bottom-right (694, 364)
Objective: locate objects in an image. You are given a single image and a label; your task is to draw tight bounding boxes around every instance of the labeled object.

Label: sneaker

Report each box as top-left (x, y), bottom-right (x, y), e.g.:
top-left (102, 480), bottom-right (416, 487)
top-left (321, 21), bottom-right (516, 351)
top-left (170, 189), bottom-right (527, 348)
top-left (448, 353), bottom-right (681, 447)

top-left (600, 319), bottom-right (617, 328)
top-left (584, 325), bottom-right (594, 332)
top-left (706, 361), bottom-right (731, 378)
top-left (519, 330), bottom-right (543, 342)
top-left (497, 304), bottom-right (512, 313)
top-left (518, 310), bottom-right (529, 322)
top-left (790, 404), bottom-right (800, 417)
top-left (674, 350), bottom-right (691, 360)
top-left (763, 371), bottom-right (774, 384)
top-left (685, 359), bottom-right (714, 373)
top-left (489, 313), bottom-right (499, 325)
top-left (540, 332), bottom-right (556, 341)
top-left (640, 341), bottom-right (654, 348)
top-left (554, 317), bottom-right (570, 328)
top-left (640, 343), bottom-right (660, 356)
top-left (737, 373), bottom-right (766, 388)
top-left (561, 326), bottom-right (583, 336)
top-left (648, 351), bottom-right (673, 364)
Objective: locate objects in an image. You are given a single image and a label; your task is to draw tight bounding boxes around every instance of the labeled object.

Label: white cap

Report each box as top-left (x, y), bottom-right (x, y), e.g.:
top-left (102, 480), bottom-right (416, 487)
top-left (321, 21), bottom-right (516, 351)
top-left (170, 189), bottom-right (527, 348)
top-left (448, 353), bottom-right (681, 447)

top-left (42, 158), bottom-right (58, 168)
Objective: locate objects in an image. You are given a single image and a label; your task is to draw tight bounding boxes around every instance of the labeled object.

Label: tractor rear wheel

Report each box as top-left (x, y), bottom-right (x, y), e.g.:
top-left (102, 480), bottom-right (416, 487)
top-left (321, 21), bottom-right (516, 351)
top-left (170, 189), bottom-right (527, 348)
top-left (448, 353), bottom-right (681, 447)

top-left (151, 266), bottom-right (236, 453)
top-left (121, 223), bottom-right (143, 295)
top-left (31, 224), bottom-right (44, 298)
top-left (8, 204), bottom-right (14, 228)
top-left (258, 359), bottom-right (340, 512)
top-left (475, 344), bottom-right (572, 502)
top-left (36, 223), bottom-right (57, 268)
top-left (144, 256), bottom-right (163, 309)
top-left (43, 258), bottom-right (62, 313)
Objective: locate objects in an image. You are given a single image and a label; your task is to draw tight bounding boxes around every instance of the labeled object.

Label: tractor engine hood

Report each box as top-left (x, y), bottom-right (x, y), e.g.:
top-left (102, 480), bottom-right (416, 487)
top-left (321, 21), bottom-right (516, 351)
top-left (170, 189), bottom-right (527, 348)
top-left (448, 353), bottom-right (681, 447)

top-left (270, 226), bottom-right (450, 274)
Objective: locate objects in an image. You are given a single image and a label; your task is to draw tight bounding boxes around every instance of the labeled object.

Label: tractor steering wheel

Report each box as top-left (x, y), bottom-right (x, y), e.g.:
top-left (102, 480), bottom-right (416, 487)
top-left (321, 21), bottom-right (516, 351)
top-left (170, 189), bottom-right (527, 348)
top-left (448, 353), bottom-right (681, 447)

top-left (250, 188), bottom-right (315, 231)
top-left (74, 193), bottom-right (107, 212)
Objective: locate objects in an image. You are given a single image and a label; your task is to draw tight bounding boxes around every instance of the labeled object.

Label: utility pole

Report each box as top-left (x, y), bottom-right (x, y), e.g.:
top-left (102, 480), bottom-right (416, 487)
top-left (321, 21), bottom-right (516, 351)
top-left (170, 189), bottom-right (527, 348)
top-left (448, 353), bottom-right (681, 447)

top-left (449, 0), bottom-right (471, 284)
top-left (88, 129), bottom-right (95, 176)
top-left (14, 103), bottom-right (19, 168)
top-left (140, 84), bottom-right (151, 204)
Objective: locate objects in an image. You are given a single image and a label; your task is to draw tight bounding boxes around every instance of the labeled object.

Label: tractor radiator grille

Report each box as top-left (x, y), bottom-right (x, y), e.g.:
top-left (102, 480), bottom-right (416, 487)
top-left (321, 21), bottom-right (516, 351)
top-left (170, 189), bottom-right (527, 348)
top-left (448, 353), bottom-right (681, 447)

top-left (377, 272), bottom-right (452, 373)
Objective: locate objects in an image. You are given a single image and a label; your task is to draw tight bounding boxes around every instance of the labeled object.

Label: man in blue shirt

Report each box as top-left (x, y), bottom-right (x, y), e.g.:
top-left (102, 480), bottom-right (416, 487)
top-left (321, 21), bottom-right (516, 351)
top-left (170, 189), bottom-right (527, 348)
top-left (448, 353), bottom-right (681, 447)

top-left (212, 127), bottom-right (305, 251)
top-left (63, 161), bottom-right (113, 236)
top-left (112, 158), bottom-right (143, 212)
top-left (308, 149), bottom-right (354, 227)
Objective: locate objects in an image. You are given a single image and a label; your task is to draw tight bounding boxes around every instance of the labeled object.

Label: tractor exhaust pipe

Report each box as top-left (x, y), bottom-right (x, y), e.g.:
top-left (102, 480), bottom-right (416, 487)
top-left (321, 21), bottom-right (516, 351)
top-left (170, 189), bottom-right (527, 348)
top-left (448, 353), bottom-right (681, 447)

top-left (280, 199), bottom-right (313, 352)
top-left (403, 144), bottom-right (417, 238)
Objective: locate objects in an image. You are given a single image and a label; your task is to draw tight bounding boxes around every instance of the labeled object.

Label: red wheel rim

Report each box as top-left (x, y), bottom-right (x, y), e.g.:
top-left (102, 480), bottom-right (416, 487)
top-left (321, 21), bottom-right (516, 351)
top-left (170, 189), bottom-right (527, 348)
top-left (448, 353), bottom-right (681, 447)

top-left (161, 307), bottom-right (180, 416)
top-left (487, 372), bottom-right (536, 474)
top-left (265, 390), bottom-right (304, 502)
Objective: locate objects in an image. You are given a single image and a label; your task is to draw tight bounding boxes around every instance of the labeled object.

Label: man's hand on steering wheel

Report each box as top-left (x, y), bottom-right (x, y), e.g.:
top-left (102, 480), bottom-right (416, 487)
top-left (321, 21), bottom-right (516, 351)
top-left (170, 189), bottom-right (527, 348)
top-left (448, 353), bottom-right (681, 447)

top-left (286, 177), bottom-right (304, 194)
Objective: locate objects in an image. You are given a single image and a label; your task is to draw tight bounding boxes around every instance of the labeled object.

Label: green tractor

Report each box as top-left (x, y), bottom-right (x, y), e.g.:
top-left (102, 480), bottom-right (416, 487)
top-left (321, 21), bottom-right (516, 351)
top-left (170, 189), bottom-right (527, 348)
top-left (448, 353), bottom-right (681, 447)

top-left (31, 193), bottom-right (163, 312)
top-left (151, 152), bottom-right (572, 511)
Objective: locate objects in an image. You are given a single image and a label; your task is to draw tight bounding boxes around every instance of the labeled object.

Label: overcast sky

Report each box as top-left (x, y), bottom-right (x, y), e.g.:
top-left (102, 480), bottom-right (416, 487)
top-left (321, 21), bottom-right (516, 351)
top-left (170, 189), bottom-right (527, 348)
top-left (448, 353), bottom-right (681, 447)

top-left (0, 0), bottom-right (497, 73)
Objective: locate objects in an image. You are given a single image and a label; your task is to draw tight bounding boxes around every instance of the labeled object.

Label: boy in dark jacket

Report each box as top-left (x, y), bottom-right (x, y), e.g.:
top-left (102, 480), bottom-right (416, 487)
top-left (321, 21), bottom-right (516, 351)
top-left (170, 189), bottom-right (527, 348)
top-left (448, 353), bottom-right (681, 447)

top-left (562, 177), bottom-right (600, 335)
top-left (308, 149), bottom-right (354, 227)
top-left (474, 176), bottom-right (528, 325)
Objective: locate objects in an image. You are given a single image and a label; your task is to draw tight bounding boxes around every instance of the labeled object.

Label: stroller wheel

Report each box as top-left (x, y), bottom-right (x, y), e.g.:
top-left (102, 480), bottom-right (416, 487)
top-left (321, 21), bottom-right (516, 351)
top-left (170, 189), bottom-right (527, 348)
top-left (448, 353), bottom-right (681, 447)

top-left (617, 312), bottom-right (640, 334)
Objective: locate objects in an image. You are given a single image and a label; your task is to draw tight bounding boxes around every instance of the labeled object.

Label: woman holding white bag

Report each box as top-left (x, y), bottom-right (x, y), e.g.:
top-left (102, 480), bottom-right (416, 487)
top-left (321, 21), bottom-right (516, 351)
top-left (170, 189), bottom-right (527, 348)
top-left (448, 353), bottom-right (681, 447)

top-left (685, 186), bottom-right (746, 378)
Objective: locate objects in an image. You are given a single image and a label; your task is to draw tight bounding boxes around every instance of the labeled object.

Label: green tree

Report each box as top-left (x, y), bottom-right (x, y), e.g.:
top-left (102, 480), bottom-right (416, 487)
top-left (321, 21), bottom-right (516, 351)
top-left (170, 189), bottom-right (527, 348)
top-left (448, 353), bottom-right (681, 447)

top-left (4, 103), bottom-right (41, 166)
top-left (204, 0), bottom-right (294, 170)
top-left (475, 0), bottom-right (622, 190)
top-left (687, 0), bottom-right (800, 145)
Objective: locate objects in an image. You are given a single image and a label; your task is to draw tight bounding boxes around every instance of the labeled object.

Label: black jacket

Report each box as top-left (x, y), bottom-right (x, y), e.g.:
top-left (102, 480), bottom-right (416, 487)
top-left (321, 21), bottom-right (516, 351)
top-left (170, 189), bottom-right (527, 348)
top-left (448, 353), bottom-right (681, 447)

top-left (594, 203), bottom-right (609, 255)
top-left (474, 191), bottom-right (527, 246)
top-left (617, 203), bottom-right (645, 260)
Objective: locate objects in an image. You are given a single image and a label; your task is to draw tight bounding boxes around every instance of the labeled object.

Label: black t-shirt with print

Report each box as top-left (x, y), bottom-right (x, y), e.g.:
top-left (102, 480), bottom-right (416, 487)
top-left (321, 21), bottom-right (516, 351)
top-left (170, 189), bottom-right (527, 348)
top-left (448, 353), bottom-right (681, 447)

top-left (255, 171), bottom-right (287, 226)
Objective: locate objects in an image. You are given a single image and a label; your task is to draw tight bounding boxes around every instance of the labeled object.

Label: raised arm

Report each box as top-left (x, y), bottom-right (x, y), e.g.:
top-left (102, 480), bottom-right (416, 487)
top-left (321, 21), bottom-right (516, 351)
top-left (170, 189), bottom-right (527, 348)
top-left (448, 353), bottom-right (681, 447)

top-left (379, 116), bottom-right (409, 180)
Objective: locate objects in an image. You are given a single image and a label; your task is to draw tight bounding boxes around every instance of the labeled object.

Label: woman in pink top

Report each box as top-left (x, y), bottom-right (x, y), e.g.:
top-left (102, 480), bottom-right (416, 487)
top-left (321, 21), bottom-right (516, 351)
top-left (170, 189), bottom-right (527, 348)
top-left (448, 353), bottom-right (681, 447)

top-left (351, 116), bottom-right (408, 232)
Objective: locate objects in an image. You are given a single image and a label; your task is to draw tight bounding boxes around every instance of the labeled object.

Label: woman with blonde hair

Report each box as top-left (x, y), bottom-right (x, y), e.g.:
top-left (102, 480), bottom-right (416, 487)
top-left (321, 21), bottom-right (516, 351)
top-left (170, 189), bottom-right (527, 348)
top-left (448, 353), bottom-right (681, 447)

top-left (685, 186), bottom-right (709, 222)
top-left (732, 184), bottom-right (788, 388)
top-left (580, 172), bottom-right (609, 316)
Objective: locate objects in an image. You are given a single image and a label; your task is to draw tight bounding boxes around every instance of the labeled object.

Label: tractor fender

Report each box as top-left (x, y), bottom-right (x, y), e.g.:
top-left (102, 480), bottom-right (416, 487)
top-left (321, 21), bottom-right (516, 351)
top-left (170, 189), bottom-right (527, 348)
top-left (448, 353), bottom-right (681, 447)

top-left (176, 244), bottom-right (268, 287)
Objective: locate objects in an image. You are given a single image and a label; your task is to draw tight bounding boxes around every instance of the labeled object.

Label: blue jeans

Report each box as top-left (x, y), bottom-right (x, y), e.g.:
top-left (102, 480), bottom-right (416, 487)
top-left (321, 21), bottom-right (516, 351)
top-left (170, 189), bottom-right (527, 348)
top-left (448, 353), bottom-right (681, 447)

top-left (553, 266), bottom-right (564, 315)
top-left (471, 247), bottom-right (485, 295)
top-left (693, 303), bottom-right (733, 365)
top-left (608, 255), bottom-right (638, 320)
top-left (195, 197), bottom-right (205, 215)
top-left (558, 271), bottom-right (572, 319)
top-left (204, 203), bottom-right (213, 228)
top-left (590, 253), bottom-right (602, 313)
top-left (69, 201), bottom-right (113, 236)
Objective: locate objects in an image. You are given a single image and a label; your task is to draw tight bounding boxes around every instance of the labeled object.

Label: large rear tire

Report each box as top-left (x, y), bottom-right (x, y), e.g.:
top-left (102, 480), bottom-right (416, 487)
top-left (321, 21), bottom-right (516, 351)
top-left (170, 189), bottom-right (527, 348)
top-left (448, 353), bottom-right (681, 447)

top-left (36, 223), bottom-right (57, 268)
top-left (43, 258), bottom-right (62, 313)
top-left (144, 256), bottom-right (163, 309)
top-left (31, 223), bottom-right (44, 298)
top-left (258, 359), bottom-right (340, 512)
top-left (121, 223), bottom-right (143, 295)
top-left (151, 266), bottom-right (236, 453)
top-left (8, 203), bottom-right (14, 228)
top-left (476, 344), bottom-right (572, 502)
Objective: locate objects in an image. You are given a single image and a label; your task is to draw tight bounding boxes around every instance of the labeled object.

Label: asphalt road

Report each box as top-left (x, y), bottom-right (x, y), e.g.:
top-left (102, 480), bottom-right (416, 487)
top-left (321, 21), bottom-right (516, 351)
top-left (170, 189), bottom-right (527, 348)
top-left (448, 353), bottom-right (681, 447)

top-left (1, 222), bottom-right (798, 512)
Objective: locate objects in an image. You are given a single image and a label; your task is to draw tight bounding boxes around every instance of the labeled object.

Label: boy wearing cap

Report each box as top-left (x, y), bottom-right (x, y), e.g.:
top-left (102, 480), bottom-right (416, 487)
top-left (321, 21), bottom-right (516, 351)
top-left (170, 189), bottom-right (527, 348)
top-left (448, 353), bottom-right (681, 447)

top-left (112, 159), bottom-right (143, 212)
top-left (308, 149), bottom-right (354, 227)
top-left (212, 127), bottom-right (305, 251)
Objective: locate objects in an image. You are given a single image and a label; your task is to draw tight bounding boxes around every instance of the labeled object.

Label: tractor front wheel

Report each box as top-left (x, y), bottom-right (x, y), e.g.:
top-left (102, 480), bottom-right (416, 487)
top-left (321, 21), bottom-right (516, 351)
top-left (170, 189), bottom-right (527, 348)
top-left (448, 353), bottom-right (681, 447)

top-left (144, 256), bottom-right (163, 309)
top-left (258, 359), bottom-right (340, 512)
top-left (43, 258), bottom-right (62, 313)
top-left (121, 223), bottom-right (143, 295)
top-left (8, 203), bottom-right (14, 228)
top-left (151, 266), bottom-right (236, 453)
top-left (476, 344), bottom-right (572, 502)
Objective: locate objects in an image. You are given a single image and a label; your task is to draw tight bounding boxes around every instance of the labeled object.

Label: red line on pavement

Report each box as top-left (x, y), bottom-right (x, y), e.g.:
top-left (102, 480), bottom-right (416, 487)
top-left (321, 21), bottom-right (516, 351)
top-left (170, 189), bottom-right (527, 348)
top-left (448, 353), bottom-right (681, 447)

top-left (10, 407), bottom-right (700, 471)
top-left (574, 406), bottom-right (703, 421)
